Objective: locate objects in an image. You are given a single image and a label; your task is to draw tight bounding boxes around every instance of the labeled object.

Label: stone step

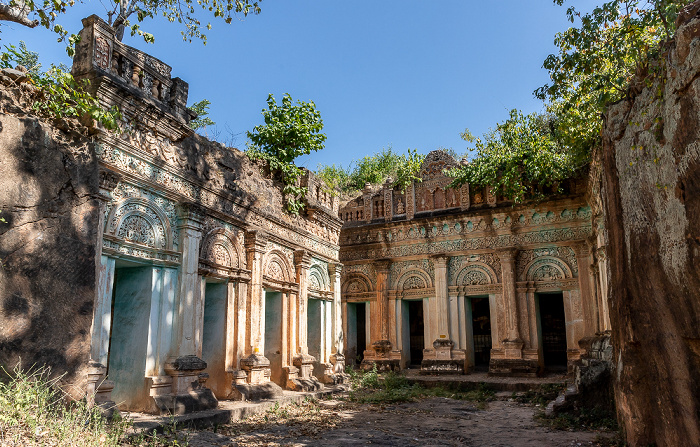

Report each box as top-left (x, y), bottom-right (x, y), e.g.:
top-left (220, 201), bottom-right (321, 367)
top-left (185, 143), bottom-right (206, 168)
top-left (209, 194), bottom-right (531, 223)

top-left (124, 384), bottom-right (350, 437)
top-left (403, 370), bottom-right (569, 393)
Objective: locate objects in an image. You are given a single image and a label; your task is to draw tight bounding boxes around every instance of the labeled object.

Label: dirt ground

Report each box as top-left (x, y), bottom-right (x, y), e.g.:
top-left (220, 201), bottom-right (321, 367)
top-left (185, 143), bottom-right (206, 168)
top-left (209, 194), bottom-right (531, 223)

top-left (170, 396), bottom-right (614, 447)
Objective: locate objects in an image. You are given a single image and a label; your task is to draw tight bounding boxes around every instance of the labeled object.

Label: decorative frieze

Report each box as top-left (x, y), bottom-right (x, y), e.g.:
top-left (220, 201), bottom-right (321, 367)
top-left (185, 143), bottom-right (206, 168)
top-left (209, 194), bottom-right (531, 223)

top-left (340, 226), bottom-right (592, 262)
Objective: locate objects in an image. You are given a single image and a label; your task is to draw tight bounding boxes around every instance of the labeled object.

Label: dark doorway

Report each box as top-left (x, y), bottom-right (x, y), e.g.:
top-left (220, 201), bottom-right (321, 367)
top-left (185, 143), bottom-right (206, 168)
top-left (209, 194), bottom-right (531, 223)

top-left (538, 292), bottom-right (568, 370)
top-left (470, 297), bottom-right (492, 370)
top-left (264, 290), bottom-right (284, 386)
top-left (354, 303), bottom-right (367, 365)
top-left (408, 300), bottom-right (424, 366)
top-left (107, 265), bottom-right (152, 410)
top-left (201, 281), bottom-right (228, 398)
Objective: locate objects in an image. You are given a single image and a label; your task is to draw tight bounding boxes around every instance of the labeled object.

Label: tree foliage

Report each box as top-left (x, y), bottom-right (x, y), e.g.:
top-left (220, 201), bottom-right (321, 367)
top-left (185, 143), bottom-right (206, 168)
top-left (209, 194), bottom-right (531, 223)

top-left (536, 0), bottom-right (691, 160)
top-left (450, 1), bottom-right (691, 203)
top-left (1, 42), bottom-right (121, 130)
top-left (188, 99), bottom-right (215, 132)
top-left (316, 147), bottom-right (426, 198)
top-left (0, 0), bottom-right (262, 48)
top-left (448, 110), bottom-right (577, 203)
top-left (246, 93), bottom-right (326, 215)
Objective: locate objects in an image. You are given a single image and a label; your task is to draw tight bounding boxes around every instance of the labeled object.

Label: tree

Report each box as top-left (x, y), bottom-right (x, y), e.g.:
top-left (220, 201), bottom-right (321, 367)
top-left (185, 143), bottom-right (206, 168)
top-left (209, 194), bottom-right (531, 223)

top-left (447, 110), bottom-right (577, 203)
top-left (189, 99), bottom-right (216, 132)
top-left (536, 0), bottom-right (691, 160)
top-left (0, 0), bottom-right (262, 47)
top-left (246, 93), bottom-right (326, 215)
top-left (316, 147), bottom-right (426, 198)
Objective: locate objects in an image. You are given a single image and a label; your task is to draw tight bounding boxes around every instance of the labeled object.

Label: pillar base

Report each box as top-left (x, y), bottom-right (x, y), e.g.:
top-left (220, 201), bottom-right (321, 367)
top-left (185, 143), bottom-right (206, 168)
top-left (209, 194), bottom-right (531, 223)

top-left (488, 358), bottom-right (539, 377)
top-left (322, 353), bottom-right (349, 384)
top-left (285, 365), bottom-right (323, 391)
top-left (240, 353), bottom-right (272, 385)
top-left (86, 361), bottom-right (116, 418)
top-left (420, 339), bottom-right (466, 375)
top-left (160, 356), bottom-right (218, 415)
top-left (360, 340), bottom-right (401, 372)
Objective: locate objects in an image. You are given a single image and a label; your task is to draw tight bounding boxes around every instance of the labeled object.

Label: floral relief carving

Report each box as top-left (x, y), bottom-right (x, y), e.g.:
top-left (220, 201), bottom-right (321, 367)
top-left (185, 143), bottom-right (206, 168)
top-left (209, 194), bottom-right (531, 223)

top-left (524, 257), bottom-right (572, 282)
top-left (118, 214), bottom-right (156, 247)
top-left (462, 269), bottom-right (489, 285)
top-left (403, 275), bottom-right (427, 290)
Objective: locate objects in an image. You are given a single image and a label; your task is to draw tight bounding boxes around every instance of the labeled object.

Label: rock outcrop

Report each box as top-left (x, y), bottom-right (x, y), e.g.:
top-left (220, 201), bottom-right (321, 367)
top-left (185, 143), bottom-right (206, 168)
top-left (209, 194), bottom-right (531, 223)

top-left (0, 70), bottom-right (100, 397)
top-left (599, 2), bottom-right (700, 444)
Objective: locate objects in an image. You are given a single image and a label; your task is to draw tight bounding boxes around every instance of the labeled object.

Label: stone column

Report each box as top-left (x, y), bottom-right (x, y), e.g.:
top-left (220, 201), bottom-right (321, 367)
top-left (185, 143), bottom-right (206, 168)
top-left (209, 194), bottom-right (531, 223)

top-left (240, 230), bottom-right (271, 385)
top-left (420, 256), bottom-right (465, 374)
top-left (434, 256), bottom-right (450, 341)
top-left (327, 263), bottom-right (347, 382)
top-left (89, 169), bottom-right (120, 367)
top-left (292, 250), bottom-right (317, 382)
top-left (573, 242), bottom-right (598, 335)
top-left (173, 202), bottom-right (204, 356)
top-left (496, 248), bottom-right (522, 352)
top-left (160, 203), bottom-right (215, 413)
top-left (361, 260), bottom-right (399, 371)
top-left (491, 249), bottom-right (538, 376)
top-left (362, 183), bottom-right (373, 222)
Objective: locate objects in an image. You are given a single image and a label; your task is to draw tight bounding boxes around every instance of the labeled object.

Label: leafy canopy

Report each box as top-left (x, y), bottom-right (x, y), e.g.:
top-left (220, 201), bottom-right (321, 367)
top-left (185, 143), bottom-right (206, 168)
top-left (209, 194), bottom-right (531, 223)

top-left (448, 110), bottom-right (577, 203)
top-left (449, 0), bottom-right (691, 202)
top-left (188, 99), bottom-right (215, 132)
top-left (536, 0), bottom-right (691, 160)
top-left (0, 0), bottom-right (263, 50)
top-left (316, 147), bottom-right (426, 198)
top-left (246, 93), bottom-right (326, 215)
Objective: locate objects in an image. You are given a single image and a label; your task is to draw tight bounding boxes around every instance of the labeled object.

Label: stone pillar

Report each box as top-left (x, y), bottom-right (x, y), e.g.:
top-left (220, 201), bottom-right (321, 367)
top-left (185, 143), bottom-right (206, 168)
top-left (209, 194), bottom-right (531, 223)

top-left (173, 202), bottom-right (204, 356)
top-left (574, 242), bottom-right (599, 335)
top-left (361, 260), bottom-right (400, 371)
top-left (89, 169), bottom-right (120, 369)
top-left (420, 256), bottom-right (465, 374)
top-left (459, 183), bottom-right (470, 211)
top-left (240, 230), bottom-right (272, 385)
top-left (326, 263), bottom-right (347, 384)
top-left (490, 248), bottom-right (537, 376)
top-left (362, 183), bottom-right (373, 222)
top-left (406, 183), bottom-right (416, 220)
top-left (383, 179), bottom-right (393, 222)
top-left (290, 250), bottom-right (322, 391)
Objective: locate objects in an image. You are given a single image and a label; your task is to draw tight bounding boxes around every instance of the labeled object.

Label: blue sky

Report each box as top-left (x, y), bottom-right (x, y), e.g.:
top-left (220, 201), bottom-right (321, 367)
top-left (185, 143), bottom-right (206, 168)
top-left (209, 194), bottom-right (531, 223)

top-left (2, 1), bottom-right (598, 171)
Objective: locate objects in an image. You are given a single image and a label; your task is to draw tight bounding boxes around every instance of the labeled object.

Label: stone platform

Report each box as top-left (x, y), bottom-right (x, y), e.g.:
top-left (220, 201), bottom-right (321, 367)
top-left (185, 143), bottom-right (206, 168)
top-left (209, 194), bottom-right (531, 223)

top-left (124, 384), bottom-right (349, 437)
top-left (402, 369), bottom-right (569, 392)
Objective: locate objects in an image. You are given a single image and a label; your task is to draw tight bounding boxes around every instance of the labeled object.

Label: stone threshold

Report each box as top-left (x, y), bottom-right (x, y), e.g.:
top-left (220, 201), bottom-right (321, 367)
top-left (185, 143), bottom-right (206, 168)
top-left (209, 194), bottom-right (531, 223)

top-left (403, 370), bottom-right (569, 393)
top-left (124, 384), bottom-right (350, 437)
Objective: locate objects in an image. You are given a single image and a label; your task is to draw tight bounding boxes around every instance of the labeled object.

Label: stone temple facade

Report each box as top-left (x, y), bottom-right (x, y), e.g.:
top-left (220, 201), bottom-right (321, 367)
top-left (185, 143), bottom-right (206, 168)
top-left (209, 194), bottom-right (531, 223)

top-left (338, 151), bottom-right (610, 376)
top-left (69, 16), bottom-right (345, 413)
top-left (0, 15), bottom-right (611, 417)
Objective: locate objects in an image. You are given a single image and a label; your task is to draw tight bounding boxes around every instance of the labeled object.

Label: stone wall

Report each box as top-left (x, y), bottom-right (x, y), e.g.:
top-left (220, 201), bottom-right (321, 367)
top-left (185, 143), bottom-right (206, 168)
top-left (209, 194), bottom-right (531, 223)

top-left (0, 74), bottom-right (100, 397)
top-left (599, 2), bottom-right (700, 444)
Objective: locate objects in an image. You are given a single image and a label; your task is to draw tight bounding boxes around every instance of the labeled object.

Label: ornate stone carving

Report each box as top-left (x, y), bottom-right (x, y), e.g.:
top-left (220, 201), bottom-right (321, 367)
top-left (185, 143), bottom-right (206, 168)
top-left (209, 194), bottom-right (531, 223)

top-left (95, 144), bottom-right (340, 261)
top-left (94, 34), bottom-right (110, 69)
top-left (309, 261), bottom-right (330, 292)
top-left (516, 247), bottom-right (578, 280)
top-left (118, 214), bottom-right (157, 247)
top-left (201, 229), bottom-right (243, 269)
top-left (106, 198), bottom-right (172, 251)
top-left (523, 257), bottom-right (573, 282)
top-left (341, 226), bottom-right (592, 262)
top-left (264, 250), bottom-right (293, 283)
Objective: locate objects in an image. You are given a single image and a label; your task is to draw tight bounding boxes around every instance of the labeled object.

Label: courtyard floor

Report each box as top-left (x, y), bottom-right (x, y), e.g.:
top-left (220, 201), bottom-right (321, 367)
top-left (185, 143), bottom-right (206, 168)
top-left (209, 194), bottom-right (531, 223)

top-left (153, 395), bottom-right (616, 447)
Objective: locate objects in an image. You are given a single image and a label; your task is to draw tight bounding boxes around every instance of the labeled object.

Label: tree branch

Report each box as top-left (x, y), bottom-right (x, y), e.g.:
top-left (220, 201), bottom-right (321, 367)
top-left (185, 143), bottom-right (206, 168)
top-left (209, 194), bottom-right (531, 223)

top-left (0, 1), bottom-right (38, 28)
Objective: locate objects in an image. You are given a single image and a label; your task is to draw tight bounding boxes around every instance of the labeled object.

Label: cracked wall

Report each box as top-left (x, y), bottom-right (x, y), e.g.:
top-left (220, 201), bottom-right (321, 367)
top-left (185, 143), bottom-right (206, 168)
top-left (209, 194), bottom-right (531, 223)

top-left (599, 2), bottom-right (700, 445)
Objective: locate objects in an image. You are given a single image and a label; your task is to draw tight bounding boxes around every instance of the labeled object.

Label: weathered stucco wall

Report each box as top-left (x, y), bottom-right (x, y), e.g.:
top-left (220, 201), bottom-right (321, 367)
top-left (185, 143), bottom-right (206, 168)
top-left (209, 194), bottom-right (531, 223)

top-left (600, 3), bottom-right (700, 445)
top-left (0, 81), bottom-right (100, 396)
